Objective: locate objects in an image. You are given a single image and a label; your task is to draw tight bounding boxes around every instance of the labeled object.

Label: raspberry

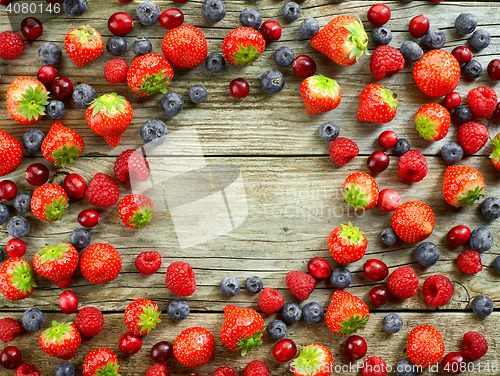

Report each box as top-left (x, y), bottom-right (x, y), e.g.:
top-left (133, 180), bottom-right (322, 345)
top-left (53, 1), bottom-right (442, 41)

top-left (422, 274), bottom-right (454, 307)
top-left (370, 45), bottom-right (405, 80)
top-left (104, 58), bottom-right (129, 84)
top-left (165, 261), bottom-right (196, 296)
top-left (14, 363), bottom-right (40, 376)
top-left (286, 270), bottom-right (317, 300)
top-left (244, 360), bottom-right (270, 376)
top-left (0, 31), bottom-right (25, 60)
top-left (387, 266), bottom-right (418, 299)
top-left (85, 173), bottom-right (120, 207)
top-left (462, 332), bottom-right (488, 360)
top-left (457, 250), bottom-right (482, 274)
top-left (0, 318), bottom-right (22, 343)
top-left (213, 367), bottom-right (237, 376)
top-left (258, 287), bottom-right (284, 315)
top-left (398, 149), bottom-right (428, 182)
top-left (457, 121), bottom-right (489, 155)
top-left (114, 149), bottom-right (150, 182)
top-left (146, 363), bottom-right (170, 376)
top-left (467, 86), bottom-right (497, 118)
top-left (362, 356), bottom-right (388, 376)
top-left (329, 137), bottom-right (359, 166)
top-left (135, 251), bottom-right (162, 275)
top-left (75, 307), bottom-right (104, 337)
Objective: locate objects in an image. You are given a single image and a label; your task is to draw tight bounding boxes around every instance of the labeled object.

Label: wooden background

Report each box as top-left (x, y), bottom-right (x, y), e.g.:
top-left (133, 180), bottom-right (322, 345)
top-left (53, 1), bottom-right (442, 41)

top-left (1, 0), bottom-right (499, 375)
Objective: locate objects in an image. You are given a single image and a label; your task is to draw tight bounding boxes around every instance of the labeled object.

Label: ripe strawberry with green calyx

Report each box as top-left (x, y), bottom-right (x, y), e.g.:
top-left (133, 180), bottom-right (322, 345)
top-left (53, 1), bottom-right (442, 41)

top-left (33, 243), bottom-right (79, 288)
top-left (39, 321), bottom-right (81, 360)
top-left (0, 130), bottom-right (23, 177)
top-left (328, 222), bottom-right (367, 264)
top-left (31, 184), bottom-right (69, 222)
top-left (489, 133), bottom-right (500, 170)
top-left (391, 201), bottom-right (434, 243)
top-left (65, 25), bottom-right (104, 67)
top-left (343, 172), bottom-right (379, 211)
top-left (220, 305), bottom-right (265, 356)
top-left (124, 298), bottom-right (161, 336)
top-left (6, 77), bottom-right (49, 125)
top-left (118, 194), bottom-right (154, 230)
top-left (357, 83), bottom-right (397, 123)
top-left (127, 53), bottom-right (174, 97)
top-left (442, 166), bottom-right (485, 207)
top-left (300, 74), bottom-right (341, 115)
top-left (222, 27), bottom-right (266, 66)
top-left (406, 325), bottom-right (444, 368)
top-left (0, 257), bottom-right (36, 301)
top-left (41, 122), bottom-right (84, 168)
top-left (83, 348), bottom-right (120, 376)
top-left (326, 289), bottom-right (369, 336)
top-left (291, 344), bottom-right (333, 376)
top-left (415, 103), bottom-right (450, 141)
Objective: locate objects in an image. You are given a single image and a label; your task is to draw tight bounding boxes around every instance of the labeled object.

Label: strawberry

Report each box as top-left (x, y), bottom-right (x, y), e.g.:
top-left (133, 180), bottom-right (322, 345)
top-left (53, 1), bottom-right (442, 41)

top-left (85, 93), bottom-right (134, 147)
top-left (291, 344), bottom-right (333, 376)
top-left (119, 194), bottom-right (154, 230)
top-left (415, 103), bottom-right (451, 141)
top-left (104, 58), bottom-right (128, 84)
top-left (31, 183), bottom-right (69, 222)
top-left (0, 130), bottom-right (23, 177)
top-left (39, 321), bottom-right (81, 360)
top-left (85, 173), bottom-right (120, 207)
top-left (165, 261), bottom-right (196, 296)
top-left (83, 348), bottom-right (120, 376)
top-left (0, 257), bottom-right (36, 301)
top-left (442, 166), bottom-right (485, 207)
top-left (413, 50), bottom-right (460, 97)
top-left (80, 243), bottom-right (122, 284)
top-left (41, 122), bottom-right (84, 167)
top-left (406, 325), bottom-right (444, 368)
top-left (300, 74), bottom-right (341, 115)
top-left (161, 25), bottom-right (207, 69)
top-left (220, 305), bottom-right (264, 355)
top-left (127, 53), bottom-right (174, 97)
top-left (6, 77), bottom-right (49, 125)
top-left (114, 149), bottom-right (150, 182)
top-left (357, 83), bottom-right (398, 123)
top-left (489, 132), bottom-right (500, 170)
top-left (173, 327), bottom-right (214, 367)
top-left (325, 290), bottom-right (369, 336)
top-left (124, 298), bottom-right (161, 336)
top-left (457, 121), bottom-right (489, 155)
top-left (286, 271), bottom-right (317, 301)
top-left (391, 201), bottom-right (435, 243)
top-left (33, 243), bottom-right (79, 288)
top-left (328, 222), bottom-right (367, 264)
top-left (222, 27), bottom-right (266, 65)
top-left (64, 25), bottom-right (104, 67)
top-left (343, 172), bottom-right (379, 211)
top-left (311, 15), bottom-right (369, 66)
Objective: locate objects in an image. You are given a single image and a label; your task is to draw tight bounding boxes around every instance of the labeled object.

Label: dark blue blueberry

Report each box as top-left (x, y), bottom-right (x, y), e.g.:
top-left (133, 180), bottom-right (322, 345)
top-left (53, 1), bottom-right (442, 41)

top-left (22, 308), bottom-right (45, 331)
top-left (455, 13), bottom-right (477, 34)
top-left (70, 228), bottom-right (91, 250)
top-left (399, 41), bottom-right (423, 62)
top-left (188, 84), bottom-right (208, 104)
top-left (372, 26), bottom-right (392, 46)
top-left (469, 227), bottom-right (493, 253)
top-left (133, 37), bottom-right (153, 56)
top-left (136, 1), bottom-right (161, 25)
top-left (267, 319), bottom-right (287, 340)
top-left (46, 100), bottom-right (65, 120)
top-left (470, 29), bottom-right (490, 50)
top-left (106, 36), bottom-right (127, 56)
top-left (494, 255), bottom-right (500, 273)
top-left (260, 70), bottom-right (285, 94)
top-left (167, 300), bottom-right (190, 320)
top-left (140, 119), bottom-right (168, 146)
top-left (38, 42), bottom-right (62, 66)
top-left (201, 0), bottom-right (227, 23)
top-left (393, 138), bottom-right (410, 155)
top-left (274, 46), bottom-right (295, 67)
top-left (453, 105), bottom-right (472, 125)
top-left (64, 0), bottom-right (88, 17)
top-left (415, 242), bottom-right (440, 267)
top-left (381, 228), bottom-right (397, 246)
top-left (302, 302), bottom-right (324, 324)
top-left (0, 203), bottom-right (9, 225)
top-left (480, 197), bottom-right (500, 220)
top-left (161, 93), bottom-right (184, 116)
top-left (55, 362), bottom-right (75, 376)
top-left (7, 215), bottom-right (30, 238)
top-left (382, 313), bottom-right (403, 333)
top-left (239, 7), bottom-right (262, 29)
top-left (329, 268), bottom-right (352, 289)
top-left (281, 302), bottom-right (302, 323)
top-left (462, 59), bottom-right (482, 80)
top-left (220, 276), bottom-right (241, 296)
top-left (244, 276), bottom-right (263, 294)
top-left (423, 29), bottom-right (446, 49)
top-left (319, 122), bottom-right (339, 142)
top-left (205, 53), bottom-right (225, 73)
top-left (22, 129), bottom-right (45, 154)
top-left (14, 192), bottom-right (32, 213)
top-left (299, 18), bottom-right (320, 39)
top-left (72, 84), bottom-right (96, 108)
top-left (282, 2), bottom-right (301, 22)
top-left (471, 295), bottom-right (493, 317)
top-left (396, 360), bottom-right (416, 376)
top-left (441, 142), bottom-right (463, 163)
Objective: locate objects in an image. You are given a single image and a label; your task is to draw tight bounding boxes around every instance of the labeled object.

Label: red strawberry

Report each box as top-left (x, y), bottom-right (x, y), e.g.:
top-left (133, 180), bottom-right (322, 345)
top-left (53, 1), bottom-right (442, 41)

top-left (357, 83), bottom-right (398, 123)
top-left (83, 348), bottom-right (120, 376)
top-left (413, 50), bottom-right (461, 97)
top-left (165, 261), bottom-right (196, 296)
top-left (442, 166), bottom-right (485, 207)
top-left (311, 15), bottom-right (369, 66)
top-left (300, 74), bottom-right (341, 115)
top-left (0, 318), bottom-right (22, 343)
top-left (0, 31), bottom-right (24, 60)
top-left (286, 271), bottom-right (317, 301)
top-left (490, 132), bottom-right (500, 170)
top-left (328, 222), bottom-right (367, 264)
top-left (258, 287), bottom-right (284, 315)
top-left (124, 298), bottom-right (161, 336)
top-left (220, 305), bottom-right (264, 355)
top-left (127, 53), bottom-right (174, 97)
top-left (386, 266), bottom-right (418, 299)
top-left (0, 130), bottom-right (23, 177)
top-left (173, 327), bottom-right (214, 367)
top-left (0, 257), bottom-right (36, 301)
top-left (161, 25), bottom-right (207, 68)
top-left (14, 363), bottom-right (40, 376)
top-left (64, 25), bottom-right (104, 67)
top-left (114, 149), bottom-right (150, 182)
top-left (222, 27), bottom-right (266, 65)
top-left (85, 173), bottom-right (120, 207)
top-left (118, 194), bottom-right (154, 230)
top-left (415, 103), bottom-right (451, 141)
top-left (406, 325), bottom-right (444, 368)
top-left (41, 122), bottom-right (84, 167)
top-left (33, 243), bottom-right (79, 288)
top-left (457, 121), bottom-right (489, 155)
top-left (329, 137), bottom-right (359, 166)
top-left (31, 183), bottom-right (69, 222)
top-left (6, 77), bottom-right (49, 125)
top-left (343, 172), bottom-right (379, 211)
top-left (468, 86), bottom-right (497, 118)
top-left (85, 93), bottom-right (134, 147)
top-left (244, 360), bottom-right (269, 376)
top-left (80, 243), bottom-right (122, 284)
top-left (291, 344), bottom-right (333, 376)
top-left (391, 201), bottom-right (435, 243)
top-left (326, 290), bottom-right (369, 335)
top-left (39, 321), bottom-right (81, 360)
top-left (370, 45), bottom-right (405, 79)
top-left (104, 58), bottom-right (129, 84)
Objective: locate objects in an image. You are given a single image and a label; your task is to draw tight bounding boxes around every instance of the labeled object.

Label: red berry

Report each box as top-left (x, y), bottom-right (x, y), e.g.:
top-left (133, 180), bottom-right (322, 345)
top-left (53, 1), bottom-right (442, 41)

top-left (292, 55), bottom-right (316, 78)
top-left (457, 250), bottom-right (482, 274)
top-left (0, 31), bottom-right (24, 60)
top-left (487, 59), bottom-right (500, 81)
top-left (329, 137), bottom-right (359, 166)
top-left (363, 259), bottom-right (389, 281)
top-left (259, 287), bottom-right (284, 315)
top-left (462, 332), bottom-right (488, 360)
top-left (457, 121), bottom-right (489, 155)
top-left (378, 130), bottom-right (398, 149)
top-left (441, 352), bottom-right (467, 374)
top-left (37, 65), bottom-right (57, 86)
top-left (369, 285), bottom-right (390, 306)
top-left (260, 20), bottom-right (281, 42)
top-left (229, 78), bottom-right (250, 99)
top-left (150, 341), bottom-right (173, 362)
top-left (387, 266), bottom-right (419, 299)
top-left (344, 335), bottom-right (367, 360)
top-left (367, 3), bottom-right (391, 26)
top-left (307, 257), bottom-right (332, 279)
top-left (0, 0), bottom-right (14, 5)
top-left (272, 339), bottom-right (297, 362)
top-left (213, 367), bottom-right (236, 376)
top-left (0, 318), bottom-right (22, 343)
top-left (25, 163), bottom-right (49, 186)
top-left (423, 274), bottom-right (454, 307)
top-left (20, 17), bottom-right (43, 40)
top-left (377, 189), bottom-right (401, 212)
top-left (108, 12), bottom-right (134, 36)
top-left (165, 261), bottom-right (196, 296)
top-left (119, 332), bottom-right (143, 355)
top-left (114, 149), bottom-right (150, 182)
top-left (409, 15), bottom-right (430, 38)
top-left (104, 58), bottom-right (129, 84)
top-left (362, 356), bottom-right (388, 376)
top-left (119, 0), bottom-right (134, 2)
top-left (367, 150), bottom-right (389, 173)
top-left (468, 86), bottom-right (498, 118)
top-left (398, 149), bottom-right (428, 182)
top-left (447, 225), bottom-right (471, 246)
top-left (78, 209), bottom-right (100, 228)
top-left (59, 290), bottom-right (79, 314)
top-left (370, 45), bottom-right (405, 79)
top-left (172, 0), bottom-right (189, 3)
top-left (0, 346), bottom-right (22, 369)
top-left (146, 364), bottom-right (170, 376)
top-left (51, 76), bottom-right (74, 100)
top-left (135, 251), bottom-right (162, 275)
top-left (5, 239), bottom-right (26, 257)
top-left (451, 46), bottom-right (472, 64)
top-left (443, 92), bottom-right (461, 110)
top-left (75, 307), bottom-right (104, 337)
top-left (64, 173), bottom-right (87, 199)
top-left (85, 173), bottom-right (120, 207)
top-left (159, 8), bottom-right (184, 29)
top-left (0, 180), bottom-right (17, 201)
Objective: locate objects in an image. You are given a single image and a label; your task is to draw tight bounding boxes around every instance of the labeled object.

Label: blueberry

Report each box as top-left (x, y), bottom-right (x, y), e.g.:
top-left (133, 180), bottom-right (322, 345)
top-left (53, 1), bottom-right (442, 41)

top-left (453, 105), bottom-right (472, 125)
top-left (329, 268), bottom-right (352, 289)
top-left (46, 100), bottom-right (65, 120)
top-left (133, 37), bottom-right (153, 56)
top-left (55, 362), bottom-right (75, 376)
top-left (201, 0), bottom-right (227, 23)
top-left (106, 36), bottom-right (127, 56)
top-left (462, 59), bottom-right (482, 80)
top-left (319, 121), bottom-right (339, 142)
top-left (0, 203), bottom-right (9, 225)
top-left (494, 255), bottom-right (500, 273)
top-left (64, 0), bottom-right (88, 17)
top-left (136, 1), bottom-right (161, 25)
top-left (395, 360), bottom-right (416, 376)
top-left (372, 26), bottom-right (392, 46)
top-left (399, 41), bottom-right (423, 62)
top-left (267, 319), bottom-right (287, 340)
top-left (470, 29), bottom-right (490, 50)
top-left (299, 18), bottom-right (320, 39)
top-left (22, 308), bottom-right (45, 331)
top-left (188, 84), bottom-right (208, 104)
top-left (281, 302), bottom-right (302, 323)
top-left (393, 138), bottom-right (410, 155)
top-left (274, 46), bottom-right (295, 67)
top-left (302, 302), bottom-right (324, 324)
top-left (14, 192), bottom-right (32, 213)
top-left (140, 119), bottom-right (168, 146)
top-left (161, 93), bottom-right (184, 116)
top-left (72, 84), bottom-right (97, 108)
top-left (415, 242), bottom-right (440, 267)
top-left (381, 228), bottom-right (397, 246)
top-left (7, 216), bottom-right (30, 238)
top-left (239, 7), bottom-right (262, 29)
top-left (260, 70), bottom-right (285, 94)
top-left (167, 300), bottom-right (190, 320)
top-left (282, 2), bottom-right (301, 22)
top-left (469, 227), bottom-right (493, 253)
top-left (422, 29), bottom-right (446, 49)
top-left (480, 197), bottom-right (500, 220)
top-left (220, 276), bottom-right (241, 297)
top-left (244, 276), bottom-right (263, 294)
top-left (205, 53), bottom-right (225, 74)
top-left (441, 142), bottom-right (463, 163)
top-left (22, 129), bottom-right (45, 154)
top-left (70, 228), bottom-right (91, 250)
top-left (471, 295), bottom-right (493, 317)
top-left (382, 313), bottom-right (403, 333)
top-left (38, 42), bottom-right (62, 66)
top-left (455, 13), bottom-right (477, 34)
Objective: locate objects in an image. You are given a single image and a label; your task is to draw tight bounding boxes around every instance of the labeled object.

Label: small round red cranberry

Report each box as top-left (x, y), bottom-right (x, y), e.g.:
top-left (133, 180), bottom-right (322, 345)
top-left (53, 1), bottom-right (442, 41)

top-left (487, 59), bottom-right (500, 81)
top-left (447, 225), bottom-right (471, 247)
top-left (172, 0), bottom-right (189, 3)
top-left (273, 339), bottom-right (297, 362)
top-left (369, 285), bottom-right (390, 306)
top-left (37, 65), bottom-right (57, 86)
top-left (25, 163), bottom-right (49, 186)
top-left (20, 17), bottom-right (43, 40)
top-left (367, 150), bottom-right (389, 173)
top-left (0, 180), bottom-right (17, 202)
top-left (363, 259), bottom-right (389, 281)
top-left (292, 55), bottom-right (316, 78)
top-left (441, 352), bottom-right (467, 375)
top-left (0, 346), bottom-right (22, 369)
top-left (260, 20), bottom-right (282, 42)
top-left (377, 189), bottom-right (401, 212)
top-left (64, 173), bottom-right (87, 199)
top-left (307, 257), bottom-right (332, 279)
top-left (409, 15), bottom-right (429, 38)
top-left (451, 46), bottom-right (472, 64)
top-left (151, 341), bottom-right (173, 362)
top-left (230, 78), bottom-right (250, 99)
top-left (108, 12), bottom-right (134, 36)
top-left (344, 335), bottom-right (367, 360)
top-left (78, 209), bottom-right (100, 228)
top-left (51, 76), bottom-right (74, 101)
top-left (6, 239), bottom-right (27, 257)
top-left (59, 290), bottom-right (78, 314)
top-left (378, 130), bottom-right (398, 149)
top-left (367, 3), bottom-right (391, 26)
top-left (159, 8), bottom-right (184, 29)
top-left (443, 92), bottom-right (461, 110)
top-left (119, 332), bottom-right (143, 355)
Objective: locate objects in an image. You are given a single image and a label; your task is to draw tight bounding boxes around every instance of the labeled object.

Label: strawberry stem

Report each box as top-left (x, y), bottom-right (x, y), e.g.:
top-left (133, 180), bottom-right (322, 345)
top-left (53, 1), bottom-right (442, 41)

top-left (344, 185), bottom-right (369, 210)
top-left (39, 243), bottom-right (72, 264)
top-left (129, 205), bottom-right (154, 230)
top-left (43, 197), bottom-right (69, 222)
top-left (42, 321), bottom-right (73, 343)
top-left (51, 145), bottom-right (82, 168)
top-left (344, 19), bottom-right (370, 61)
top-left (89, 93), bottom-right (128, 117)
top-left (16, 84), bottom-right (50, 122)
top-left (11, 260), bottom-right (37, 293)
top-left (236, 329), bottom-right (265, 356)
top-left (290, 345), bottom-right (324, 374)
top-left (138, 70), bottom-right (172, 96)
top-left (456, 185), bottom-right (485, 207)
top-left (137, 303), bottom-right (161, 334)
top-left (231, 44), bottom-right (261, 65)
top-left (415, 114), bottom-right (438, 141)
top-left (95, 361), bottom-right (120, 376)
top-left (336, 314), bottom-right (369, 336)
top-left (338, 222), bottom-right (364, 244)
top-left (69, 25), bottom-right (98, 44)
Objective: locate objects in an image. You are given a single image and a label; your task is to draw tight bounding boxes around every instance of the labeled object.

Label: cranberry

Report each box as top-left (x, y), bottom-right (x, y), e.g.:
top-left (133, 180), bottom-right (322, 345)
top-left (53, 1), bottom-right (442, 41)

top-left (229, 78), bottom-right (250, 99)
top-left (172, 0), bottom-right (189, 3)
top-left (494, 102), bottom-right (500, 120)
top-left (409, 15), bottom-right (429, 38)
top-left (51, 76), bottom-right (74, 100)
top-left (59, 290), bottom-right (78, 314)
top-left (344, 335), bottom-right (367, 360)
top-left (443, 92), bottom-right (461, 110)
top-left (64, 173), bottom-right (87, 199)
top-left (260, 20), bottom-right (282, 42)
top-left (363, 259), bottom-right (389, 281)
top-left (451, 46), bottom-right (472, 64)
top-left (441, 352), bottom-right (467, 374)
top-left (292, 55), bottom-right (316, 78)
top-left (20, 17), bottom-right (43, 40)
top-left (367, 150), bottom-right (389, 173)
top-left (25, 163), bottom-right (49, 186)
top-left (369, 285), bottom-right (390, 306)
top-left (377, 189), bottom-right (401, 212)
top-left (108, 12), bottom-right (134, 36)
top-left (307, 257), bottom-right (332, 279)
top-left (78, 209), bottom-right (100, 228)
top-left (159, 8), bottom-right (184, 29)
top-left (487, 59), bottom-right (500, 81)
top-left (367, 3), bottom-right (391, 26)
top-left (6, 239), bottom-right (26, 257)
top-left (0, 0), bottom-right (14, 5)
top-left (0, 346), bottom-right (22, 369)
top-left (273, 339), bottom-right (297, 362)
top-left (119, 332), bottom-right (143, 355)
top-left (118, 0), bottom-right (134, 2)
top-left (447, 225), bottom-right (471, 247)
top-left (151, 341), bottom-right (173, 362)
top-left (378, 130), bottom-right (397, 149)
top-left (0, 180), bottom-right (17, 202)
top-left (37, 65), bottom-right (57, 86)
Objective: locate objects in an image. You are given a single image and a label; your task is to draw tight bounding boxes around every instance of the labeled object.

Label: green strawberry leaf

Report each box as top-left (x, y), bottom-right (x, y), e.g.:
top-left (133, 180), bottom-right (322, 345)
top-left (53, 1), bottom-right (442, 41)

top-left (69, 25), bottom-right (98, 44)
top-left (11, 260), bottom-right (37, 293)
top-left (42, 321), bottom-right (73, 343)
top-left (51, 145), bottom-right (82, 168)
top-left (490, 136), bottom-right (500, 160)
top-left (89, 93), bottom-right (127, 117)
top-left (291, 344), bottom-right (325, 372)
top-left (137, 71), bottom-right (172, 96)
top-left (137, 304), bottom-right (161, 334)
top-left (129, 205), bottom-right (154, 230)
top-left (43, 197), bottom-right (69, 222)
top-left (344, 185), bottom-right (369, 211)
top-left (338, 222), bottom-right (364, 244)
top-left (39, 243), bottom-right (72, 264)
top-left (344, 19), bottom-right (370, 61)
top-left (15, 84), bottom-right (50, 121)
top-left (312, 75), bottom-right (340, 97)
top-left (235, 329), bottom-right (265, 356)
top-left (95, 361), bottom-right (120, 376)
top-left (336, 314), bottom-right (369, 336)
top-left (456, 185), bottom-right (485, 207)
top-left (231, 44), bottom-right (261, 65)
top-left (379, 87), bottom-right (398, 109)
top-left (415, 113), bottom-right (438, 141)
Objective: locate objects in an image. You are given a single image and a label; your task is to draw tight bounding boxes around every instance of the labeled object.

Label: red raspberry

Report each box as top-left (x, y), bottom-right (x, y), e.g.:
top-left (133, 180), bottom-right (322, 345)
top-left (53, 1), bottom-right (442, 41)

top-left (85, 173), bottom-right (120, 207)
top-left (0, 31), bottom-right (25, 60)
top-left (362, 356), bottom-right (388, 376)
top-left (468, 86), bottom-right (497, 118)
top-left (286, 270), bottom-right (317, 301)
top-left (462, 332), bottom-right (488, 360)
top-left (370, 45), bottom-right (405, 80)
top-left (329, 137), bottom-right (359, 166)
top-left (114, 149), bottom-right (150, 182)
top-left (387, 266), bottom-right (418, 299)
top-left (165, 261), bottom-right (196, 296)
top-left (258, 287), bottom-right (284, 315)
top-left (0, 318), bottom-right (22, 343)
top-left (244, 360), bottom-right (270, 376)
top-left (104, 58), bottom-right (129, 84)
top-left (75, 307), bottom-right (105, 337)
top-left (422, 274), bottom-right (454, 307)
top-left (14, 363), bottom-right (40, 376)
top-left (213, 367), bottom-right (237, 376)
top-left (146, 363), bottom-right (170, 376)
top-left (457, 250), bottom-right (482, 274)
top-left (457, 121), bottom-right (489, 154)
top-left (135, 251), bottom-right (162, 275)
top-left (398, 149), bottom-right (428, 182)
